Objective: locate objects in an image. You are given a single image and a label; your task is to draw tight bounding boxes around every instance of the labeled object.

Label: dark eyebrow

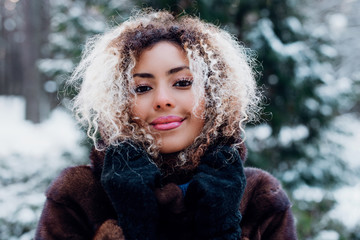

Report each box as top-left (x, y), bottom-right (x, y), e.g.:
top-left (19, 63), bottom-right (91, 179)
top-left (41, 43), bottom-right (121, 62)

top-left (132, 66), bottom-right (190, 78)
top-left (132, 73), bottom-right (154, 78)
top-left (167, 66), bottom-right (189, 75)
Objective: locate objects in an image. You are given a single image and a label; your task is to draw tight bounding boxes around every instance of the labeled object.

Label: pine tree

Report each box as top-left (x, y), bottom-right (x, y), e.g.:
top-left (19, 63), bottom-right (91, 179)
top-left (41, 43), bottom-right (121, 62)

top-left (38, 0), bottom-right (135, 105)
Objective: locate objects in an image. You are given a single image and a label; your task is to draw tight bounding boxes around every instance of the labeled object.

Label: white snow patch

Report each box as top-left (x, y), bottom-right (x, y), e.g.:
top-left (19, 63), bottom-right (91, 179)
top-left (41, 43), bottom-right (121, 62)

top-left (328, 13), bottom-right (348, 35)
top-left (294, 114), bottom-right (360, 229)
top-left (246, 124), bottom-right (276, 151)
top-left (258, 18), bottom-right (307, 58)
top-left (326, 114), bottom-right (360, 229)
top-left (327, 114), bottom-right (360, 169)
top-left (286, 17), bottom-right (303, 32)
top-left (0, 96), bottom-right (87, 239)
top-left (38, 58), bottom-right (74, 75)
top-left (293, 185), bottom-right (325, 202)
top-left (250, 124), bottom-right (272, 140)
top-left (319, 44), bottom-right (338, 58)
top-left (330, 182), bottom-right (360, 229)
top-left (315, 230), bottom-right (340, 240)
top-left (279, 125), bottom-right (309, 146)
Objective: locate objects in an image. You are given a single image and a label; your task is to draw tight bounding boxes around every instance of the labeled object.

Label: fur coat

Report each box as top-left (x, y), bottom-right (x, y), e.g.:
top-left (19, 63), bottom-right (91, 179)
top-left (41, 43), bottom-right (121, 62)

top-left (35, 148), bottom-right (297, 240)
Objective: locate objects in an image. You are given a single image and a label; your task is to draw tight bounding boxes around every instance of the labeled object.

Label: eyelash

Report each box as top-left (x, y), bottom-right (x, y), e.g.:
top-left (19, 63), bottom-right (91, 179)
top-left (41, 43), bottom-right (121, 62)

top-left (134, 85), bottom-right (152, 94)
top-left (134, 78), bottom-right (193, 94)
top-left (174, 78), bottom-right (193, 87)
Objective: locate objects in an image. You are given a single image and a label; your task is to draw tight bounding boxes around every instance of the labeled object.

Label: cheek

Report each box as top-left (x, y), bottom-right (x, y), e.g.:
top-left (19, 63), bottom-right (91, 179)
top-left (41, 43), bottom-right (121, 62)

top-left (130, 102), bottom-right (150, 130)
top-left (131, 98), bottom-right (146, 120)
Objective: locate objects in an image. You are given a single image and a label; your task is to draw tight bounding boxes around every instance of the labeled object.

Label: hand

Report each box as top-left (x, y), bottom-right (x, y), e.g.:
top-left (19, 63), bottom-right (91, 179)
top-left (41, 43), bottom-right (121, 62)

top-left (185, 145), bottom-right (246, 239)
top-left (101, 141), bottom-right (160, 240)
top-left (155, 183), bottom-right (195, 238)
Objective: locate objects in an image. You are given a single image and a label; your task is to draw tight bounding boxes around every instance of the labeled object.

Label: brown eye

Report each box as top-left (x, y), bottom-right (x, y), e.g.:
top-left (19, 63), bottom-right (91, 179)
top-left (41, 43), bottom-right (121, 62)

top-left (135, 85), bottom-right (152, 94)
top-left (174, 78), bottom-right (193, 88)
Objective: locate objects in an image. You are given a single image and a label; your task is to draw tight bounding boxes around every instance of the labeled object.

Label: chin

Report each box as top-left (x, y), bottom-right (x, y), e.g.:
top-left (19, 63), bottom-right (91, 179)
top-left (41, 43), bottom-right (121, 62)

top-left (157, 134), bottom-right (197, 154)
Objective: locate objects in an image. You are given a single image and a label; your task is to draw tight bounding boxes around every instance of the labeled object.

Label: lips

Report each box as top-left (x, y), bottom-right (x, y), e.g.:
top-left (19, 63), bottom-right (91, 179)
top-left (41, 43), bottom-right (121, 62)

top-left (150, 116), bottom-right (185, 130)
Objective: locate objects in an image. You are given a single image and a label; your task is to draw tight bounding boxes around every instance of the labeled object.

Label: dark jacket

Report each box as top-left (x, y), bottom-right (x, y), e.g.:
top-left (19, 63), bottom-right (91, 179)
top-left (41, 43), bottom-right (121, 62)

top-left (35, 149), bottom-right (297, 240)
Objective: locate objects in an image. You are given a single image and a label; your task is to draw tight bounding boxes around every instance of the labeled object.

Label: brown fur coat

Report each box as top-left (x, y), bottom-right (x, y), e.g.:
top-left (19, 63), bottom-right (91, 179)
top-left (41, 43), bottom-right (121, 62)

top-left (35, 149), bottom-right (297, 240)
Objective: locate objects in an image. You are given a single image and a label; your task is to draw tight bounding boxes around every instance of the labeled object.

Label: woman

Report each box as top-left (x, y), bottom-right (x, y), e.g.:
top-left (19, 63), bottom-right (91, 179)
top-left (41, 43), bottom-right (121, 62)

top-left (35, 10), bottom-right (297, 240)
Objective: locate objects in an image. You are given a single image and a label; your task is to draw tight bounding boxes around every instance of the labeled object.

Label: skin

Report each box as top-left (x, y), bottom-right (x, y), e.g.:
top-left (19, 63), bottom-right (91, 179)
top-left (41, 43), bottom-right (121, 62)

top-left (132, 41), bottom-right (205, 154)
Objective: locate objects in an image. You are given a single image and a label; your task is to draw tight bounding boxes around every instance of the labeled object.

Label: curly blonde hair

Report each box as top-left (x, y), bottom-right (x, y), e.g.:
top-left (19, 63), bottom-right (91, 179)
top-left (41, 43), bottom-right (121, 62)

top-left (68, 9), bottom-right (261, 171)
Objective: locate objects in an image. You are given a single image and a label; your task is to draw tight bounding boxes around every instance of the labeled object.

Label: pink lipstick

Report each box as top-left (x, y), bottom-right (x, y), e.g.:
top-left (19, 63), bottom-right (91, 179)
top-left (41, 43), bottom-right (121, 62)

top-left (150, 116), bottom-right (184, 130)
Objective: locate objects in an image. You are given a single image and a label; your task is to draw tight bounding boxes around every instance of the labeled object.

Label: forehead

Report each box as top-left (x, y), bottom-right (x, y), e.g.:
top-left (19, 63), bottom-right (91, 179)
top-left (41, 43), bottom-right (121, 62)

top-left (134, 41), bottom-right (189, 72)
top-left (138, 40), bottom-right (185, 58)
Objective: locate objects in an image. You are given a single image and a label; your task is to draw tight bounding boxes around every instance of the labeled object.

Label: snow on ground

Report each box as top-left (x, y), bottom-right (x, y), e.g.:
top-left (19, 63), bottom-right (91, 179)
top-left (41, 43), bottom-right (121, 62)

top-left (0, 96), bottom-right (87, 240)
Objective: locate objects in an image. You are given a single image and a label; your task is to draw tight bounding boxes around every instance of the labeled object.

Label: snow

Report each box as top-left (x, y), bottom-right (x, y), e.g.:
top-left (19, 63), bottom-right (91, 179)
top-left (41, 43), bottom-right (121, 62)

top-left (255, 17), bottom-right (337, 84)
top-left (327, 114), bottom-right (360, 228)
top-left (327, 13), bottom-right (348, 36)
top-left (326, 113), bottom-right (360, 170)
top-left (48, 32), bottom-right (75, 50)
top-left (319, 44), bottom-right (338, 58)
top-left (278, 125), bottom-right (309, 146)
top-left (37, 58), bottom-right (74, 75)
top-left (79, 16), bottom-right (107, 33)
top-left (293, 113), bottom-right (360, 230)
top-left (317, 77), bottom-right (353, 98)
top-left (245, 123), bottom-right (276, 151)
top-left (293, 185), bottom-right (325, 202)
top-left (0, 96), bottom-right (87, 239)
top-left (247, 114), bottom-right (360, 230)
top-left (315, 230), bottom-right (340, 240)
top-left (249, 123), bottom-right (272, 140)
top-left (258, 18), bottom-right (308, 59)
top-left (305, 98), bottom-right (320, 111)
top-left (286, 16), bottom-right (303, 33)
top-left (330, 182), bottom-right (360, 229)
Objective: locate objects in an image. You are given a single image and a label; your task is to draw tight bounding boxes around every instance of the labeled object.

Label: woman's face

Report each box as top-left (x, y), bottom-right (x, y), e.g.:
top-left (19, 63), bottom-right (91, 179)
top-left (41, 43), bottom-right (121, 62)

top-left (132, 41), bottom-right (205, 154)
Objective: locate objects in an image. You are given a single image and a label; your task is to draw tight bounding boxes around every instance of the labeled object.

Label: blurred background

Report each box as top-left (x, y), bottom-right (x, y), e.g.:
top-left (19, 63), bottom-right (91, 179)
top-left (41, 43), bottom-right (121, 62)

top-left (1, 0), bottom-right (359, 239)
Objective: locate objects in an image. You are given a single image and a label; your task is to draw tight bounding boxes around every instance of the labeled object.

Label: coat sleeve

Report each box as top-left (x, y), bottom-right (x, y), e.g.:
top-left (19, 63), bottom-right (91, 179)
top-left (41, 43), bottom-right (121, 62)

top-left (35, 166), bottom-right (125, 240)
top-left (240, 167), bottom-right (297, 240)
top-left (257, 207), bottom-right (297, 240)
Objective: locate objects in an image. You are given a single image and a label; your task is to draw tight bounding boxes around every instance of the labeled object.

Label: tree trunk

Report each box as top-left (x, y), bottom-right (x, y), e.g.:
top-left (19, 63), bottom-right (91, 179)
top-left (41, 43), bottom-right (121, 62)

top-left (0, 0), bottom-right (23, 95)
top-left (21, 0), bottom-right (49, 123)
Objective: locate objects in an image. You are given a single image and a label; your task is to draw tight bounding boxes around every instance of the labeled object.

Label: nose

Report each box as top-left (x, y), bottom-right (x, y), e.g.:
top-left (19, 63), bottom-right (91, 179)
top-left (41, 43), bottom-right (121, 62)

top-left (153, 86), bottom-right (175, 110)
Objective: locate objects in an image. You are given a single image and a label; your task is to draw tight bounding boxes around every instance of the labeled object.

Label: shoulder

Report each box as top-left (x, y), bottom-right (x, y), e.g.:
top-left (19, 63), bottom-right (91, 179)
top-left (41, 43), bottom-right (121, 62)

top-left (240, 167), bottom-right (297, 239)
top-left (241, 167), bottom-right (291, 215)
top-left (45, 165), bottom-right (103, 205)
